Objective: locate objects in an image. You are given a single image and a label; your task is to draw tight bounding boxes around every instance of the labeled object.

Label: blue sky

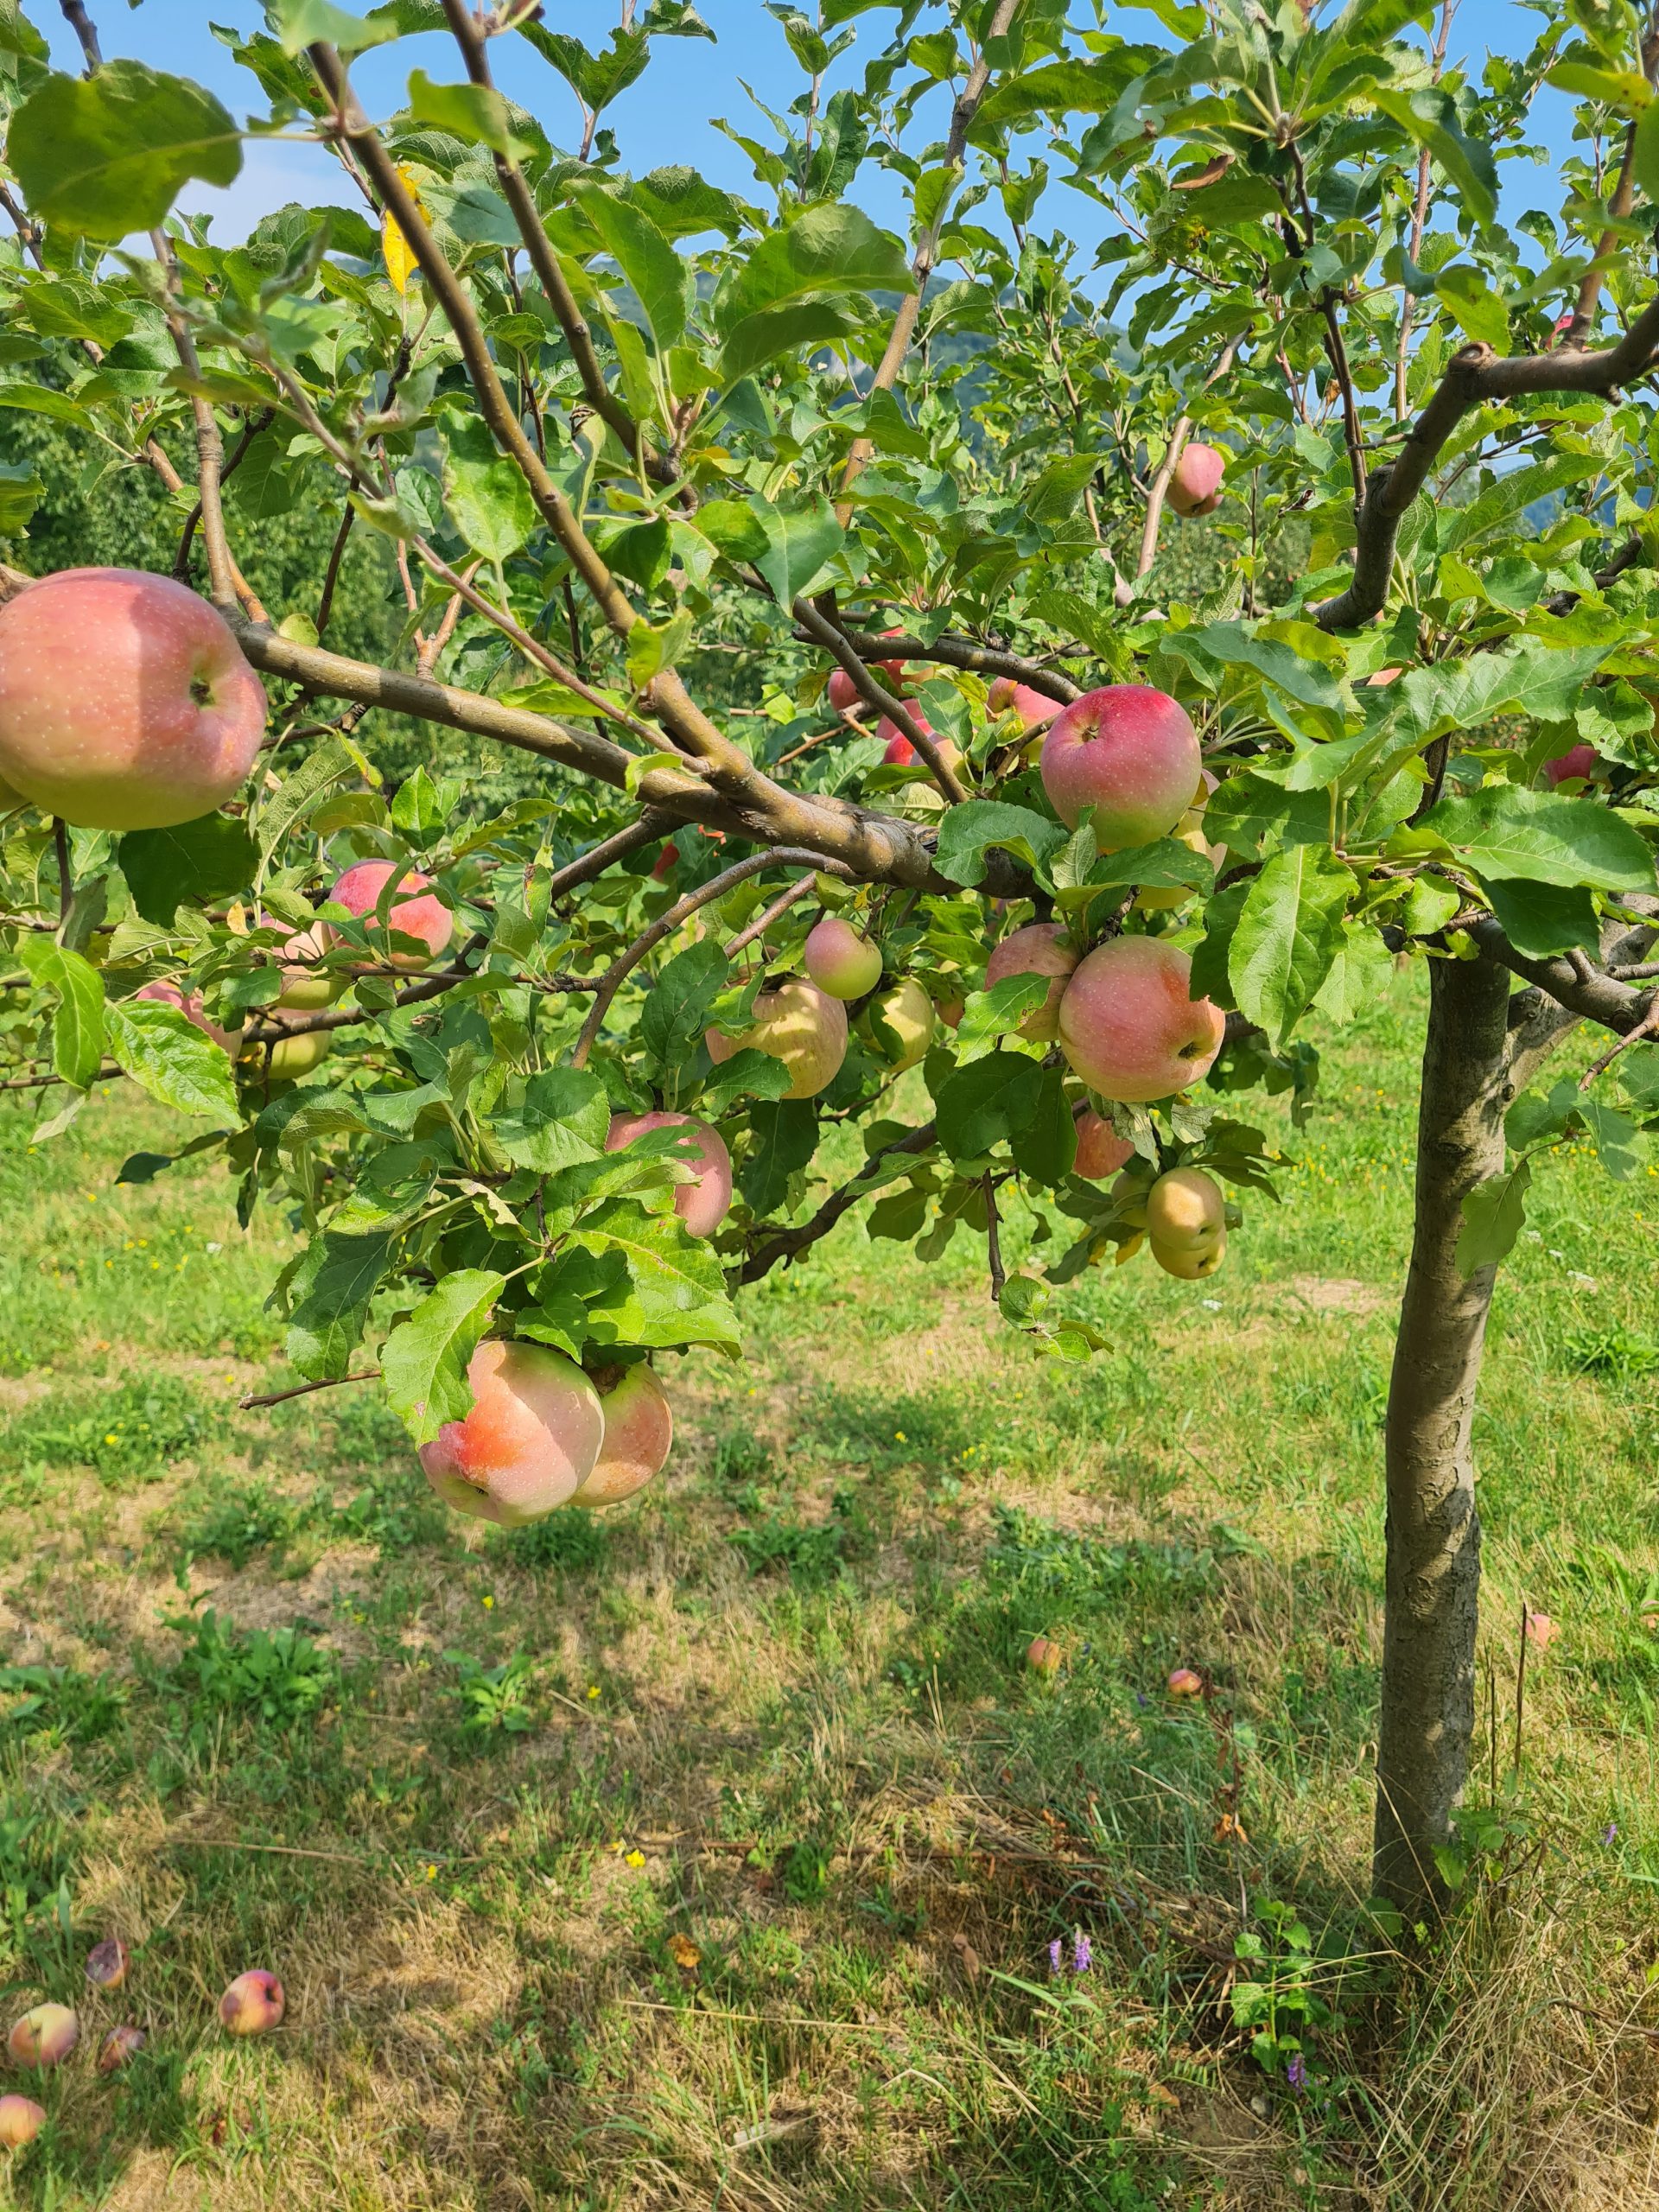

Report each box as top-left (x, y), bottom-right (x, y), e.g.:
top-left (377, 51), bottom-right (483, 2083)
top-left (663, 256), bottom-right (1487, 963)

top-left (32, 1), bottom-right (1578, 254)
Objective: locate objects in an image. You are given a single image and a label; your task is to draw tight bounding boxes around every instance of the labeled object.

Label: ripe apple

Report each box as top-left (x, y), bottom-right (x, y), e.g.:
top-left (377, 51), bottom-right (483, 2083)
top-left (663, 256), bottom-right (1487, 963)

top-left (804, 915), bottom-right (883, 1001)
top-left (0, 2095), bottom-right (44, 2148)
top-left (1167, 1667), bottom-right (1204, 1696)
top-left (260, 914), bottom-right (339, 1009)
top-left (0, 568), bottom-right (267, 830)
top-left (1543, 742), bottom-right (1600, 787)
top-left (1057, 938), bottom-right (1225, 1101)
top-left (879, 710), bottom-right (931, 766)
top-left (96, 2025), bottom-right (145, 2075)
top-left (984, 921), bottom-right (1078, 1042)
top-left (1146, 1167), bottom-right (1224, 1252)
top-left (569, 1363), bottom-right (673, 1506)
top-left (218, 1970), bottom-right (284, 2037)
top-left (1112, 1166), bottom-right (1152, 1227)
top-left (6, 2005), bottom-right (77, 2069)
top-left (652, 841), bottom-right (680, 880)
top-left (988, 677), bottom-right (1064, 735)
top-left (1073, 1108), bottom-right (1134, 1181)
top-left (1026, 1637), bottom-right (1064, 1675)
top-left (134, 978), bottom-right (234, 1056)
top-left (1166, 442), bottom-right (1225, 518)
top-left (862, 976), bottom-right (935, 1071)
top-left (420, 1339), bottom-right (603, 1526)
top-left (937, 995), bottom-right (964, 1031)
top-left (706, 978), bottom-right (847, 1099)
top-left (1152, 1234), bottom-right (1225, 1280)
top-left (328, 860), bottom-right (453, 969)
top-left (1040, 686), bottom-right (1202, 850)
top-left (606, 1110), bottom-right (733, 1237)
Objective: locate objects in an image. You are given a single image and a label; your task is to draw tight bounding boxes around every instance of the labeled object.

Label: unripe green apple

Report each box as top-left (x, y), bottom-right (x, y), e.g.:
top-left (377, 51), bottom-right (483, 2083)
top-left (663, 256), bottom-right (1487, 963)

top-left (862, 976), bottom-right (934, 1071)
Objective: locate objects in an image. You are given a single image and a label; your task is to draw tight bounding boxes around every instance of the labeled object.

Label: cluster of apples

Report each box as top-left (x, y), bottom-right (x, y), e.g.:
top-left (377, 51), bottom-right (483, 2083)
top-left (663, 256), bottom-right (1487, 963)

top-left (0, 1945), bottom-right (282, 2151)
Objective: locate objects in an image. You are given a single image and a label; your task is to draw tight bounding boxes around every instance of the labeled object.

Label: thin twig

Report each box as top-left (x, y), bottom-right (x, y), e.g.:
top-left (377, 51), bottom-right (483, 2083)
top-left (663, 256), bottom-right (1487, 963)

top-left (238, 1370), bottom-right (378, 1412)
top-left (724, 871), bottom-right (819, 957)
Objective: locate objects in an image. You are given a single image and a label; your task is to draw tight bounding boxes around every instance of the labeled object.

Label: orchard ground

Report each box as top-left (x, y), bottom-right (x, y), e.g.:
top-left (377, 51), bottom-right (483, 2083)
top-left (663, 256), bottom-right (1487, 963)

top-left (3, 970), bottom-right (1659, 2211)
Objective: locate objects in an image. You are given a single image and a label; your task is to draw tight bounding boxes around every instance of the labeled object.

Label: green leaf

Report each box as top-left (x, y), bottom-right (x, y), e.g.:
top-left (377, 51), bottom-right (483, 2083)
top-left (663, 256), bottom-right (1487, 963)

top-left (956, 972), bottom-right (1051, 1048)
top-left (1229, 848), bottom-right (1354, 1046)
top-left (18, 937), bottom-right (104, 1090)
top-left (934, 800), bottom-right (1067, 889)
top-left (0, 461), bottom-right (42, 533)
top-left (1634, 100), bottom-right (1659, 203)
top-left (1372, 86), bottom-right (1498, 228)
top-left (700, 1046), bottom-right (792, 1112)
top-left (1433, 265), bottom-right (1509, 349)
top-left (1439, 455), bottom-right (1603, 555)
top-left (566, 1198), bottom-right (741, 1351)
top-left (641, 938), bottom-right (728, 1069)
top-left (935, 1050), bottom-right (1044, 1162)
top-left (1008, 1066), bottom-right (1077, 1188)
top-left (739, 1098), bottom-right (818, 1214)
top-left (1456, 1157), bottom-right (1531, 1276)
top-left (746, 494), bottom-right (844, 607)
top-left (380, 1268), bottom-right (505, 1447)
top-left (1577, 1094), bottom-right (1648, 1180)
top-left (406, 69), bottom-right (532, 159)
top-left (286, 1230), bottom-right (394, 1382)
top-left (1421, 783), bottom-right (1655, 891)
top-left (1310, 922), bottom-right (1395, 1026)
top-left (494, 1067), bottom-right (611, 1173)
top-left (1480, 875), bottom-right (1601, 959)
top-left (10, 61), bottom-right (242, 236)
top-left (121, 815), bottom-right (256, 929)
top-left (1156, 621), bottom-right (1344, 712)
top-left (440, 412), bottom-right (538, 563)
top-left (576, 185), bottom-right (688, 352)
top-left (104, 999), bottom-right (239, 1127)
top-left (273, 0), bottom-right (399, 57)
top-left (715, 202), bottom-right (913, 333)
top-left (719, 298), bottom-right (856, 383)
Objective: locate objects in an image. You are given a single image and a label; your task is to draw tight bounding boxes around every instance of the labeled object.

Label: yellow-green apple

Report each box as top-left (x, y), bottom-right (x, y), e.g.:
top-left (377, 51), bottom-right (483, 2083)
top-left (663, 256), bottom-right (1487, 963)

top-left (1146, 1166), bottom-right (1224, 1252)
top-left (96, 2025), bottom-right (144, 2075)
top-left (1058, 938), bottom-right (1224, 1101)
top-left (248, 1027), bottom-right (334, 1083)
top-left (263, 914), bottom-right (339, 1009)
top-left (85, 1939), bottom-right (128, 1993)
top-left (1543, 743), bottom-right (1600, 787)
top-left (1166, 443), bottom-right (1225, 518)
top-left (0, 2095), bottom-right (44, 2148)
top-left (569, 1363), bottom-right (673, 1506)
top-left (328, 860), bottom-right (453, 969)
top-left (862, 976), bottom-right (935, 1071)
top-left (707, 979), bottom-right (847, 1099)
top-left (135, 978), bottom-right (234, 1055)
top-left (1152, 1233), bottom-right (1225, 1279)
top-left (984, 921), bottom-right (1078, 1042)
top-left (605, 1111), bottom-right (733, 1237)
top-left (0, 568), bottom-right (266, 830)
top-left (7, 2006), bottom-right (77, 2069)
top-left (804, 915), bottom-right (882, 1001)
top-left (1040, 686), bottom-right (1202, 850)
top-left (1112, 1167), bottom-right (1152, 1227)
top-left (218, 1970), bottom-right (284, 2036)
top-left (419, 1339), bottom-right (603, 1526)
top-left (988, 677), bottom-right (1064, 735)
top-left (1026, 1636), bottom-right (1064, 1675)
top-left (1167, 1667), bottom-right (1204, 1695)
top-left (1073, 1108), bottom-right (1134, 1180)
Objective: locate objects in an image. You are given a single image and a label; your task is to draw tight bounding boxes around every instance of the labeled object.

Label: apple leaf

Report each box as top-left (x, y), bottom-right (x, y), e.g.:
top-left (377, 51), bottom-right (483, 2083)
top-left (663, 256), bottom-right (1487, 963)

top-left (1456, 1158), bottom-right (1531, 1277)
top-left (1229, 847), bottom-right (1354, 1045)
top-left (1422, 783), bottom-right (1656, 892)
top-left (439, 412), bottom-right (538, 563)
top-left (121, 815), bottom-right (256, 929)
top-left (10, 61), bottom-right (242, 235)
top-left (380, 1268), bottom-right (504, 1447)
top-left (935, 1048), bottom-right (1046, 1161)
top-left (564, 1199), bottom-right (742, 1351)
top-left (103, 999), bottom-right (240, 1127)
top-left (18, 937), bottom-right (104, 1092)
top-left (737, 1099), bottom-right (818, 1214)
top-left (494, 1068), bottom-right (611, 1173)
top-left (285, 1229), bottom-right (395, 1382)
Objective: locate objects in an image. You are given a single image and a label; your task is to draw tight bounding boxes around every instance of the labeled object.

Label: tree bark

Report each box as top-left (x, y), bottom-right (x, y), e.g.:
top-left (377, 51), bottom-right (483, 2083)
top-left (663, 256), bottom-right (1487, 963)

top-left (1374, 954), bottom-right (1514, 1916)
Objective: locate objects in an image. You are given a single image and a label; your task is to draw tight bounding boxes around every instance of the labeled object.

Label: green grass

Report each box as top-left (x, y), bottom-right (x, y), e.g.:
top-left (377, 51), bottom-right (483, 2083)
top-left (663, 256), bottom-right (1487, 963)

top-left (2, 973), bottom-right (1657, 2209)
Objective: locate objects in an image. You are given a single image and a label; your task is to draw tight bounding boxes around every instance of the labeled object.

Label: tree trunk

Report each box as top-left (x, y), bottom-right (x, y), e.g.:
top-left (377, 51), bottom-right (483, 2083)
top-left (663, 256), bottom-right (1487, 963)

top-left (1374, 954), bottom-right (1514, 1916)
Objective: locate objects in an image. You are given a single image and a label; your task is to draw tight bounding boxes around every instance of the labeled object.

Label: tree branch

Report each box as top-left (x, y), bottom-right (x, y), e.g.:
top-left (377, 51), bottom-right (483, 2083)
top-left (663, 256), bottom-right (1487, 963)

top-left (833, 631), bottom-right (1079, 703)
top-left (737, 1120), bottom-right (938, 1284)
top-left (724, 870), bottom-right (819, 957)
top-left (793, 598), bottom-right (967, 801)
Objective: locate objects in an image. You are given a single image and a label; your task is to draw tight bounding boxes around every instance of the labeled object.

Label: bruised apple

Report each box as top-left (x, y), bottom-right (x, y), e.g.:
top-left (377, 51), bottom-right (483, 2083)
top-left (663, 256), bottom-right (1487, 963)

top-left (569, 1363), bottom-right (673, 1506)
top-left (1072, 1108), bottom-right (1134, 1181)
top-left (219, 1970), bottom-right (284, 2037)
top-left (1040, 686), bottom-right (1202, 850)
top-left (420, 1340), bottom-right (603, 1526)
top-left (862, 976), bottom-right (935, 1071)
top-left (804, 916), bottom-right (882, 1001)
top-left (1146, 1168), bottom-right (1224, 1253)
top-left (1057, 938), bottom-right (1224, 1101)
top-left (606, 1111), bottom-right (733, 1237)
top-left (1166, 442), bottom-right (1225, 518)
top-left (0, 568), bottom-right (267, 830)
top-left (328, 860), bottom-right (452, 969)
top-left (707, 979), bottom-right (847, 1099)
top-left (984, 922), bottom-right (1077, 1042)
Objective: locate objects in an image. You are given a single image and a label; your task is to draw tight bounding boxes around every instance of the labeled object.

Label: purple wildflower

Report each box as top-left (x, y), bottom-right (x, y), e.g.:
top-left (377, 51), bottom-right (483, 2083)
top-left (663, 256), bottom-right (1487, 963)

top-left (1603, 1821), bottom-right (1619, 1846)
top-left (1286, 2053), bottom-right (1307, 2094)
top-left (1048, 1938), bottom-right (1063, 1978)
top-left (1073, 1932), bottom-right (1093, 1974)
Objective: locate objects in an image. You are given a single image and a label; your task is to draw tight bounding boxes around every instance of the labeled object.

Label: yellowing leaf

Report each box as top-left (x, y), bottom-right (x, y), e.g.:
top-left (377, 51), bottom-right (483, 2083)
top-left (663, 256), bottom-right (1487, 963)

top-left (383, 168), bottom-right (426, 296)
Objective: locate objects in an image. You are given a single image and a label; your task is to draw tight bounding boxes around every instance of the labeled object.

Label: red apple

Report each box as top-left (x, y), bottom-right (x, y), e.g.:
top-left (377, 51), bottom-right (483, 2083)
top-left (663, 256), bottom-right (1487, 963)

top-left (1026, 1637), bottom-right (1064, 1675)
top-left (879, 709), bottom-right (932, 766)
top-left (937, 995), bottom-right (964, 1031)
top-left (988, 677), bottom-right (1064, 734)
top-left (218, 1970), bottom-right (284, 2037)
top-left (6, 2005), bottom-right (77, 2069)
top-left (419, 1339), bottom-right (603, 1526)
top-left (651, 841), bottom-right (680, 880)
top-left (328, 860), bottom-right (453, 969)
top-left (1040, 686), bottom-right (1202, 850)
top-left (1166, 442), bottom-right (1225, 518)
top-left (804, 916), bottom-right (882, 1001)
top-left (1167, 1667), bottom-right (1204, 1696)
top-left (1057, 938), bottom-right (1225, 1102)
top-left (569, 1363), bottom-right (673, 1506)
top-left (606, 1111), bottom-right (733, 1237)
top-left (706, 979), bottom-right (847, 1100)
top-left (984, 921), bottom-right (1078, 1043)
top-left (827, 668), bottom-right (860, 712)
top-left (1072, 1108), bottom-right (1134, 1180)
top-left (0, 2094), bottom-right (44, 2148)
top-left (0, 569), bottom-right (267, 832)
top-left (96, 2025), bottom-right (145, 2075)
top-left (1543, 743), bottom-right (1599, 787)
top-left (134, 978), bottom-right (233, 1056)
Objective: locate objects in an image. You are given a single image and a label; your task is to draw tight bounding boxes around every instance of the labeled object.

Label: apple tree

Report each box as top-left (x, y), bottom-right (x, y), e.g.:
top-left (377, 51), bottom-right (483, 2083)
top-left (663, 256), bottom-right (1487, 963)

top-left (3, 0), bottom-right (1659, 1917)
